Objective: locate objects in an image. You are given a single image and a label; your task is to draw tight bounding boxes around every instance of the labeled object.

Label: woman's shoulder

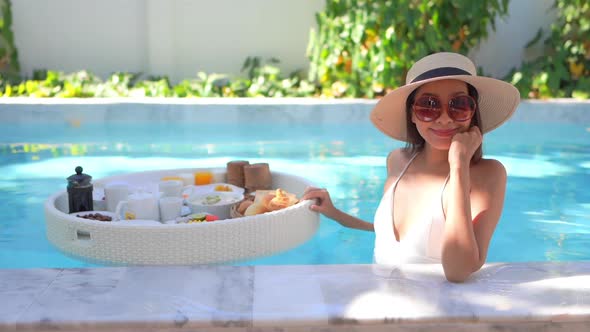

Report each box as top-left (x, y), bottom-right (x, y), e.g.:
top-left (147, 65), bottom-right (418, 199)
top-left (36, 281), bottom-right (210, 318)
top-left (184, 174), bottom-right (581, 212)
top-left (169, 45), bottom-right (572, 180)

top-left (386, 148), bottom-right (414, 176)
top-left (472, 157), bottom-right (507, 184)
top-left (474, 157), bottom-right (506, 173)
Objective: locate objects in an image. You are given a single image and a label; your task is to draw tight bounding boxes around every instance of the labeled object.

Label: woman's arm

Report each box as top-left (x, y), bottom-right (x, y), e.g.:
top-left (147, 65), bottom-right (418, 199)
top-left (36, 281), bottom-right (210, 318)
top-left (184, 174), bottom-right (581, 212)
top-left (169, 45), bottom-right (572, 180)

top-left (441, 161), bottom-right (478, 280)
top-left (302, 187), bottom-right (375, 232)
top-left (441, 127), bottom-right (507, 282)
top-left (301, 148), bottom-right (407, 232)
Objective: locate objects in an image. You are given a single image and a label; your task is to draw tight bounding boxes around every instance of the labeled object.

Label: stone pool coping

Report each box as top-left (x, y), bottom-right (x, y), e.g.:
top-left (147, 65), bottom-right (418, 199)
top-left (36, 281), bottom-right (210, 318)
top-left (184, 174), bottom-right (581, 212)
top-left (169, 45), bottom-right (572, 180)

top-left (1, 262), bottom-right (589, 332)
top-left (1, 98), bottom-right (589, 331)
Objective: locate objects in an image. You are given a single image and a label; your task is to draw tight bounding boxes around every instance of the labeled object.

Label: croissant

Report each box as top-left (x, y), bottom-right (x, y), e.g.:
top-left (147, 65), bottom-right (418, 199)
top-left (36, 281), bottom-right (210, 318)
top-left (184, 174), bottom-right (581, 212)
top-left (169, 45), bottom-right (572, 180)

top-left (266, 188), bottom-right (298, 211)
top-left (244, 189), bottom-right (299, 216)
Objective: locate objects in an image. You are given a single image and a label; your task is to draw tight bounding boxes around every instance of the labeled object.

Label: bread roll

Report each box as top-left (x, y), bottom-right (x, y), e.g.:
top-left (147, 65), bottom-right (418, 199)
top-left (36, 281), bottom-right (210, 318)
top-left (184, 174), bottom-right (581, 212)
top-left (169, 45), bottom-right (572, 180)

top-left (237, 200), bottom-right (253, 215)
top-left (244, 201), bottom-right (268, 216)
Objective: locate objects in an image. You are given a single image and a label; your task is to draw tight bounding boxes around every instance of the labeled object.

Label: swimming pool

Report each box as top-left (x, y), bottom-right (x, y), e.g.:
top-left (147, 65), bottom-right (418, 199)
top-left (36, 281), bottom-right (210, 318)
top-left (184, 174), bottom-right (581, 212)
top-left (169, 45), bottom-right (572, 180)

top-left (0, 99), bottom-right (589, 268)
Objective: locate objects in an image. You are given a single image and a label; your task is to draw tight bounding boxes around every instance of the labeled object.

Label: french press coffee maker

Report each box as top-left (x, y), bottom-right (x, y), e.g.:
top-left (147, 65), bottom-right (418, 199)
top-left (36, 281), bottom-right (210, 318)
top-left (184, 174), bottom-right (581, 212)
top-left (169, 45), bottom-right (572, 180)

top-left (67, 166), bottom-right (93, 213)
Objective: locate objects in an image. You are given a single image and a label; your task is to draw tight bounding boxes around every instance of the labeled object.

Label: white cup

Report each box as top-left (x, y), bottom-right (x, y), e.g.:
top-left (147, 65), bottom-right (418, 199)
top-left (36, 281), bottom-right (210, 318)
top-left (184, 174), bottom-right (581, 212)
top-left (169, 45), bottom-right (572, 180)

top-left (178, 173), bottom-right (194, 186)
top-left (116, 192), bottom-right (160, 221)
top-left (93, 187), bottom-right (107, 211)
top-left (159, 180), bottom-right (180, 197)
top-left (104, 182), bottom-right (130, 212)
top-left (159, 180), bottom-right (189, 198)
top-left (159, 196), bottom-right (184, 222)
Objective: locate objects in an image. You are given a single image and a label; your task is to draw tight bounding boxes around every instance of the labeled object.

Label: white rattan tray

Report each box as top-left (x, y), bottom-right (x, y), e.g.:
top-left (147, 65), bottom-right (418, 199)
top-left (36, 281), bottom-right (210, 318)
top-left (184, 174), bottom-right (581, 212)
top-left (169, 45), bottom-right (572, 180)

top-left (44, 168), bottom-right (319, 265)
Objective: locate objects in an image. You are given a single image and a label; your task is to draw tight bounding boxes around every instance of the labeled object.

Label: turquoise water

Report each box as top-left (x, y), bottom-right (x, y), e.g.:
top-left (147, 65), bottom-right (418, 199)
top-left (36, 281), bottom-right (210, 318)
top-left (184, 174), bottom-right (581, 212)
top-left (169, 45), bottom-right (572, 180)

top-left (0, 119), bottom-right (589, 268)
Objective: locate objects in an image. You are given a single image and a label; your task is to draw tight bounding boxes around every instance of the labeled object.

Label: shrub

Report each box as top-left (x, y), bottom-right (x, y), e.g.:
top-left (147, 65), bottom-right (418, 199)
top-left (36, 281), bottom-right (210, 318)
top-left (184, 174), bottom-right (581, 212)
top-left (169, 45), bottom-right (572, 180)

top-left (0, 57), bottom-right (319, 98)
top-left (307, 0), bottom-right (510, 98)
top-left (507, 0), bottom-right (590, 99)
top-left (0, 0), bottom-right (20, 84)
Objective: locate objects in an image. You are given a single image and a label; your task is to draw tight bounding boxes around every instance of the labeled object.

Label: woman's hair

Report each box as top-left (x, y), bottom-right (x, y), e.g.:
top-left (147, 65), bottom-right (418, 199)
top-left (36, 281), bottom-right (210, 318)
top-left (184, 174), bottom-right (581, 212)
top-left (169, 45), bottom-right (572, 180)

top-left (404, 82), bottom-right (483, 163)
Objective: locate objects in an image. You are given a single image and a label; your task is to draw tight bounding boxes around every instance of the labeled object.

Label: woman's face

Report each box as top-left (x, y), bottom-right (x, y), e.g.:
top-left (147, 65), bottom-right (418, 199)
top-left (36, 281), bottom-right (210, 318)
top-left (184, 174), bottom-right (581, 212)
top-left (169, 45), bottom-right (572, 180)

top-left (411, 79), bottom-right (474, 151)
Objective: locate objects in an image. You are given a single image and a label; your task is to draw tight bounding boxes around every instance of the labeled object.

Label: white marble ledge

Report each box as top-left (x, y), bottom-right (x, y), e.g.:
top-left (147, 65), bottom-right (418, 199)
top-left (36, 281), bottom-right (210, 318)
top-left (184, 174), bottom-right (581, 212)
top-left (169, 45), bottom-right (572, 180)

top-left (0, 262), bottom-right (589, 332)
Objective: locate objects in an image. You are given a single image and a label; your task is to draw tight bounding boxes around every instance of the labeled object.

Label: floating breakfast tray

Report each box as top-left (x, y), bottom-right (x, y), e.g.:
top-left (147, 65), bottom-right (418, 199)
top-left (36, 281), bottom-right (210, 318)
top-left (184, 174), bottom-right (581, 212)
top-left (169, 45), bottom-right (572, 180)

top-left (44, 168), bottom-right (319, 265)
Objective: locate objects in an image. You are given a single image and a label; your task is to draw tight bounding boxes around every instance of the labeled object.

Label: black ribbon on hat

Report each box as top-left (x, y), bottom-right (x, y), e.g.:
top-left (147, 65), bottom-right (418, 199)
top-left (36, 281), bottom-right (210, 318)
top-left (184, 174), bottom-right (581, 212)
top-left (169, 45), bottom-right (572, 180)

top-left (410, 67), bottom-right (472, 83)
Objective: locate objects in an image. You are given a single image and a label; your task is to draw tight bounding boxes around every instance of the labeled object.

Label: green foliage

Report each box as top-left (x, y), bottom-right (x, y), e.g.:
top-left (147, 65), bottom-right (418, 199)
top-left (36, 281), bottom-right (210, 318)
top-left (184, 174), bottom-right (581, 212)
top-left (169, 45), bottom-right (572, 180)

top-left (507, 0), bottom-right (590, 99)
top-left (235, 56), bottom-right (317, 97)
top-left (0, 57), bottom-right (320, 98)
top-left (0, 0), bottom-right (20, 84)
top-left (307, 0), bottom-right (510, 98)
top-left (4, 0), bottom-right (587, 100)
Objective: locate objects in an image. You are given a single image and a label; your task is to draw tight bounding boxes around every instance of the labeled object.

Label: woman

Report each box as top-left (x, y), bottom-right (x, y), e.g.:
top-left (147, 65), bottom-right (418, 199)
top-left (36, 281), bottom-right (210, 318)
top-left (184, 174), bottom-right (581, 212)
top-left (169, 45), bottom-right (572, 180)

top-left (302, 52), bottom-right (520, 282)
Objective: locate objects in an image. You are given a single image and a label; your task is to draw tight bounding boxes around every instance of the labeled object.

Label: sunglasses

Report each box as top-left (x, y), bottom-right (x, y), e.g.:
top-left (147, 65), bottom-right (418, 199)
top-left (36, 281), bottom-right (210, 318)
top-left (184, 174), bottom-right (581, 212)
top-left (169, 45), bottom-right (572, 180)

top-left (412, 94), bottom-right (476, 122)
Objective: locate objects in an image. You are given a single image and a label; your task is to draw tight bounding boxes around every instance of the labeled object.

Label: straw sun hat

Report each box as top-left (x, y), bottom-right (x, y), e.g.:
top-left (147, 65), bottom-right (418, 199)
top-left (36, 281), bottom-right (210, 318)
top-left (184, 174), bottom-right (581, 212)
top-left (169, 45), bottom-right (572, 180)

top-left (370, 52), bottom-right (521, 142)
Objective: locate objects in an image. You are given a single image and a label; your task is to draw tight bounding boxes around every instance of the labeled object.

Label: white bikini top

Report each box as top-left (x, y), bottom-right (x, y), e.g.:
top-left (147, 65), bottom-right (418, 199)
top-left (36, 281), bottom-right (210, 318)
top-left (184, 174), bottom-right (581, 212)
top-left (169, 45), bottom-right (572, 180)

top-left (373, 152), bottom-right (450, 265)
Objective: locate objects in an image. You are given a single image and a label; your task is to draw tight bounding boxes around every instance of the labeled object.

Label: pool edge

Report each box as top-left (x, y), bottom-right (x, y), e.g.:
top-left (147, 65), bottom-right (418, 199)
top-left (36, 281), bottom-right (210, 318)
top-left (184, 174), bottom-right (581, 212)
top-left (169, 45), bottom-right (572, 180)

top-left (0, 262), bottom-right (589, 331)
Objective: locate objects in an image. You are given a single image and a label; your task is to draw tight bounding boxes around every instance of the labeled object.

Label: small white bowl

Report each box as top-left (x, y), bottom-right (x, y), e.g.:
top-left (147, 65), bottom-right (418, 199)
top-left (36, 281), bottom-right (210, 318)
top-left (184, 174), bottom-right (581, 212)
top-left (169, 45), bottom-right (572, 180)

top-left (207, 183), bottom-right (245, 195)
top-left (186, 192), bottom-right (243, 220)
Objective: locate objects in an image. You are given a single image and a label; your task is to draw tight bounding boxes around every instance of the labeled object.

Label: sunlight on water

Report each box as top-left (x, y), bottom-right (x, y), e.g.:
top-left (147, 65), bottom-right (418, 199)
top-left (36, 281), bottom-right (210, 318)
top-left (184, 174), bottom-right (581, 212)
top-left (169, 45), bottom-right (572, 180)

top-left (493, 155), bottom-right (575, 178)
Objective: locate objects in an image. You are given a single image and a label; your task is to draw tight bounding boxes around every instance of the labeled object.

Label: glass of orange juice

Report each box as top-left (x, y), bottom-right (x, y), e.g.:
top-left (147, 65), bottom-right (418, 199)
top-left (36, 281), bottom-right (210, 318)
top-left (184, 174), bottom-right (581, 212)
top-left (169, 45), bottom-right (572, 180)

top-left (194, 171), bottom-right (213, 185)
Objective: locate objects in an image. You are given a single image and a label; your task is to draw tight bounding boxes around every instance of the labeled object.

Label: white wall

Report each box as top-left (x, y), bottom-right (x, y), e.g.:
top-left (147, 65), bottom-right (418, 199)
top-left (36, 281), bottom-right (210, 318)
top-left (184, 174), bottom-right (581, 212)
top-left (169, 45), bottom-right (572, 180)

top-left (12, 0), bottom-right (555, 83)
top-left (13, 0), bottom-right (148, 77)
top-left (13, 0), bottom-right (324, 82)
top-left (471, 0), bottom-right (556, 78)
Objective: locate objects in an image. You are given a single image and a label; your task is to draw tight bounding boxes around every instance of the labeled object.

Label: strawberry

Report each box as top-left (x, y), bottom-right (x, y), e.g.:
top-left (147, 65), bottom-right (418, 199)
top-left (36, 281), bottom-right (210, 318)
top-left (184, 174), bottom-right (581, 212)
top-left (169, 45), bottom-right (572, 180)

top-left (205, 214), bottom-right (219, 222)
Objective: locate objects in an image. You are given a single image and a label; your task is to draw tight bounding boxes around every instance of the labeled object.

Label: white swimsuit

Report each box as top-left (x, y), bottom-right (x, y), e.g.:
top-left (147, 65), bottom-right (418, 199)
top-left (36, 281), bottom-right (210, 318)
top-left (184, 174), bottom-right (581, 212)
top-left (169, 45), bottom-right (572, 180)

top-left (373, 152), bottom-right (450, 265)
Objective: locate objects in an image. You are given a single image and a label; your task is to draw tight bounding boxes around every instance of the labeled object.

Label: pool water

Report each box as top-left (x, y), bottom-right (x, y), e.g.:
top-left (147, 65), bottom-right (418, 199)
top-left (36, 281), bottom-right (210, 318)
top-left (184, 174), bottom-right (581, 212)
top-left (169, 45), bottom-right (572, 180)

top-left (0, 119), bottom-right (589, 268)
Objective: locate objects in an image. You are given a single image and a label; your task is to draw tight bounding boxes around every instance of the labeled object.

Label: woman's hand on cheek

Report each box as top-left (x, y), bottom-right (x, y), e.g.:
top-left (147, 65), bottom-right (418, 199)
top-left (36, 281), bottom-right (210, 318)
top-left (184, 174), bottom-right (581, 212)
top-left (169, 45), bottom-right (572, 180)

top-left (449, 126), bottom-right (482, 167)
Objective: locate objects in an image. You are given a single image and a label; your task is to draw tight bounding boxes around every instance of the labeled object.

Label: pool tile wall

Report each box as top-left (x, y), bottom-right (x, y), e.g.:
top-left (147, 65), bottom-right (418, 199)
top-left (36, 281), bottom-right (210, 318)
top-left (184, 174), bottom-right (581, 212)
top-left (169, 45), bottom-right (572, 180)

top-left (1, 98), bottom-right (589, 125)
